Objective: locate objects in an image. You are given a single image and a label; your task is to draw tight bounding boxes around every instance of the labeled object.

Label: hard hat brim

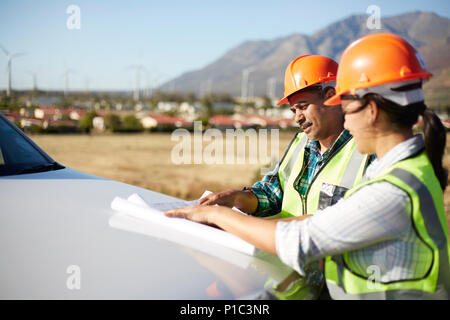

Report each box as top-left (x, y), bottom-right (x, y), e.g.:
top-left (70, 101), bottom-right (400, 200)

top-left (324, 93), bottom-right (341, 106)
top-left (276, 96), bottom-right (289, 106)
top-left (324, 71), bottom-right (432, 107)
top-left (278, 76), bottom-right (337, 106)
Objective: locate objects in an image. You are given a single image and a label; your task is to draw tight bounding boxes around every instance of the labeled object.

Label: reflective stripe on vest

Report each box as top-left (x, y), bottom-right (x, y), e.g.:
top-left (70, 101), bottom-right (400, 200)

top-left (324, 152), bottom-right (450, 300)
top-left (278, 133), bottom-right (307, 189)
top-left (340, 147), bottom-right (367, 189)
top-left (279, 133), bottom-right (368, 217)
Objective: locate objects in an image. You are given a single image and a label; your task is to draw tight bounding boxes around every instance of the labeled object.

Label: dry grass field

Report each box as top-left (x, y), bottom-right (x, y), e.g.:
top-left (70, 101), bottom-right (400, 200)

top-left (30, 132), bottom-right (450, 231)
top-left (30, 131), bottom-right (292, 200)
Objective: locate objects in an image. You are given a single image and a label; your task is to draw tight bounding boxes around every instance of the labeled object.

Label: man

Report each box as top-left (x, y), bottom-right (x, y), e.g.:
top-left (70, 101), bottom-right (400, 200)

top-left (200, 55), bottom-right (369, 219)
top-left (199, 55), bottom-right (371, 299)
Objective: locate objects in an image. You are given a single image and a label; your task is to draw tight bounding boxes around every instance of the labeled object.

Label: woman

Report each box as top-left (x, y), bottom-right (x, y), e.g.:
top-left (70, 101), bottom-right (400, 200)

top-left (166, 33), bottom-right (450, 299)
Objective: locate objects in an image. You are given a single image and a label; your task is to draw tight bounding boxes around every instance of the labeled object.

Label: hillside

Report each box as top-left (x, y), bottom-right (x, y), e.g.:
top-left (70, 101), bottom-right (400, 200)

top-left (160, 11), bottom-right (450, 106)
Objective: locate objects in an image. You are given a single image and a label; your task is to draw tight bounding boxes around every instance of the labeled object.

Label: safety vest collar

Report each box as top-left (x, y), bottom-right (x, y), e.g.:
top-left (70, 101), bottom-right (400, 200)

top-left (278, 133), bottom-right (307, 189)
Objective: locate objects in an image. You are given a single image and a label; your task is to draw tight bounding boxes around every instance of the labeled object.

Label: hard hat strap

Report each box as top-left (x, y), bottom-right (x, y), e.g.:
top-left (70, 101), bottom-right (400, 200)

top-left (352, 80), bottom-right (425, 106)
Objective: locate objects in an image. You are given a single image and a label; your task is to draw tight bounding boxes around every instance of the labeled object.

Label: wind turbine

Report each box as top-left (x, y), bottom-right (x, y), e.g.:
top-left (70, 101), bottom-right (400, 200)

top-left (143, 70), bottom-right (151, 98)
top-left (241, 66), bottom-right (256, 103)
top-left (248, 81), bottom-right (254, 101)
top-left (145, 68), bottom-right (165, 98)
top-left (151, 69), bottom-right (165, 94)
top-left (128, 58), bottom-right (147, 102)
top-left (26, 71), bottom-right (38, 91)
top-left (84, 76), bottom-right (90, 94)
top-left (267, 77), bottom-right (277, 99)
top-left (62, 63), bottom-right (75, 98)
top-left (0, 44), bottom-right (26, 97)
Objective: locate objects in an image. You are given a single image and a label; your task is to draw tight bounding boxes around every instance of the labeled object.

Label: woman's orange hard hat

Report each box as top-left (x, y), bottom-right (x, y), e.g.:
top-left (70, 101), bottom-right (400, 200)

top-left (325, 33), bottom-right (432, 106)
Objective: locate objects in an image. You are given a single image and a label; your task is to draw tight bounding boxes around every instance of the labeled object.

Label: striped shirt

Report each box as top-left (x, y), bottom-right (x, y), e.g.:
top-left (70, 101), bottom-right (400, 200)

top-left (276, 135), bottom-right (431, 282)
top-left (250, 129), bottom-right (353, 217)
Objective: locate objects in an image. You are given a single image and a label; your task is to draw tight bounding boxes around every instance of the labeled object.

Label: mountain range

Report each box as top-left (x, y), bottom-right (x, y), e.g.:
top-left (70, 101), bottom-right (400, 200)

top-left (160, 11), bottom-right (450, 107)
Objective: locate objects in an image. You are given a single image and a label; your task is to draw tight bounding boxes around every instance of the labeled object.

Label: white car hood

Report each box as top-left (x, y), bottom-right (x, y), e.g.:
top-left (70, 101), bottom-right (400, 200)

top-left (0, 168), bottom-right (294, 299)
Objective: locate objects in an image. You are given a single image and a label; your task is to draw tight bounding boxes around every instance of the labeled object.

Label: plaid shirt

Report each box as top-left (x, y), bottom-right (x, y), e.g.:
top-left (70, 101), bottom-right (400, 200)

top-left (250, 129), bottom-right (353, 217)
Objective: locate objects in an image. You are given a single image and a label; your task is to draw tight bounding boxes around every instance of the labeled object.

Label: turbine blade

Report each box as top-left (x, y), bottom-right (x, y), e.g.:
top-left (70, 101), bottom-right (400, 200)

top-left (0, 44), bottom-right (9, 56)
top-left (11, 52), bottom-right (27, 58)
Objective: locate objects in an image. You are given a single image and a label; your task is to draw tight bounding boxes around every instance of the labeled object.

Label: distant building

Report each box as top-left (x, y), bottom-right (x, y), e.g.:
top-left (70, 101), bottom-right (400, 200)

top-left (443, 119), bottom-right (450, 129)
top-left (209, 115), bottom-right (245, 129)
top-left (34, 106), bottom-right (85, 121)
top-left (179, 102), bottom-right (201, 115)
top-left (32, 96), bottom-right (60, 106)
top-left (157, 102), bottom-right (179, 112)
top-left (141, 116), bottom-right (157, 129)
top-left (20, 118), bottom-right (43, 128)
top-left (19, 108), bottom-right (34, 118)
top-left (92, 116), bottom-right (105, 131)
top-left (43, 119), bottom-right (78, 131)
top-left (68, 109), bottom-right (85, 121)
top-left (141, 113), bottom-right (192, 130)
top-left (241, 115), bottom-right (269, 127)
top-left (212, 102), bottom-right (234, 111)
top-left (3, 112), bottom-right (21, 123)
top-left (210, 114), bottom-right (295, 130)
top-left (34, 106), bottom-right (57, 120)
top-left (276, 118), bottom-right (296, 129)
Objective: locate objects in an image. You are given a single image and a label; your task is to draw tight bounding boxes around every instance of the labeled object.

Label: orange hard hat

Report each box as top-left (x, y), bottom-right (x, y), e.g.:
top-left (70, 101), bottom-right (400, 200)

top-left (277, 55), bottom-right (338, 106)
top-left (325, 33), bottom-right (432, 106)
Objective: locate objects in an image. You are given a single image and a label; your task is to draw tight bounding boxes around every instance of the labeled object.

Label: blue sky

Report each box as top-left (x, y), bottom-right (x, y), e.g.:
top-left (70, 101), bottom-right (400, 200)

top-left (0, 0), bottom-right (449, 92)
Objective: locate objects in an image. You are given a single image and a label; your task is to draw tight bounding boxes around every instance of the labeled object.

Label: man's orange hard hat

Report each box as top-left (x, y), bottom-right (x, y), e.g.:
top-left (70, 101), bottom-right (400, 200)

top-left (277, 55), bottom-right (338, 106)
top-left (325, 33), bottom-right (432, 106)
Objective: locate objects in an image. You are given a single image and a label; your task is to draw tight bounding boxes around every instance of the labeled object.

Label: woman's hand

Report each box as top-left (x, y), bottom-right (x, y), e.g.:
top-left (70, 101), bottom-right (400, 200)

top-left (165, 205), bottom-right (229, 227)
top-left (166, 204), bottom-right (278, 255)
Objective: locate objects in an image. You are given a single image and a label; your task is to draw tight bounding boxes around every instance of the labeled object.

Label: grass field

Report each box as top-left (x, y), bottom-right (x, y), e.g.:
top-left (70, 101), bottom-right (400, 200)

top-left (30, 132), bottom-right (450, 231)
top-left (30, 131), bottom-right (291, 200)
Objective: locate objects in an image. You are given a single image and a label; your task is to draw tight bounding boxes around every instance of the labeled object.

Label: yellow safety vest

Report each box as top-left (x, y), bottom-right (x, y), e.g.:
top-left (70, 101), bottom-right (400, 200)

top-left (278, 132), bottom-right (369, 217)
top-left (324, 151), bottom-right (450, 299)
top-left (270, 132), bottom-right (369, 300)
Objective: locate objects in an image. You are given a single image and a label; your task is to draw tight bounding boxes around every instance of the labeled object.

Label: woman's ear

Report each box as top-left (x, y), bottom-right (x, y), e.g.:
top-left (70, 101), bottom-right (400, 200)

top-left (365, 99), bottom-right (379, 126)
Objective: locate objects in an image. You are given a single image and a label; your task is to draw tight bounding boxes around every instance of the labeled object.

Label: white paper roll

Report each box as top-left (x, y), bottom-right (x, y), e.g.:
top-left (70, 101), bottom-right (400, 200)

top-left (110, 195), bottom-right (255, 256)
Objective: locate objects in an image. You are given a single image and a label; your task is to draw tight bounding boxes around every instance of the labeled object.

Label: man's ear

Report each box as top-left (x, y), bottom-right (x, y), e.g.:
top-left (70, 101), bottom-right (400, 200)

top-left (323, 87), bottom-right (335, 100)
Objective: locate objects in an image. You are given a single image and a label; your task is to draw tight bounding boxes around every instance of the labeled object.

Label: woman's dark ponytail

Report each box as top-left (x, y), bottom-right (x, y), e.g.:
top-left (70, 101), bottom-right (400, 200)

top-left (361, 93), bottom-right (448, 190)
top-left (422, 108), bottom-right (448, 190)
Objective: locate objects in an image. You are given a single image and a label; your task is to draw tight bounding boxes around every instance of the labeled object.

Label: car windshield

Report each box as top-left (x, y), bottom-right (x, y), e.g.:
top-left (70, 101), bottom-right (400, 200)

top-left (0, 114), bottom-right (64, 176)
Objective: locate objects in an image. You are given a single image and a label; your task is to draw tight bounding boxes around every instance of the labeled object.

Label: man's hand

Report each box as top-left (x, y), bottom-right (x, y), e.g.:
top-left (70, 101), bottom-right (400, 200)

top-left (198, 189), bottom-right (258, 214)
top-left (198, 189), bottom-right (241, 207)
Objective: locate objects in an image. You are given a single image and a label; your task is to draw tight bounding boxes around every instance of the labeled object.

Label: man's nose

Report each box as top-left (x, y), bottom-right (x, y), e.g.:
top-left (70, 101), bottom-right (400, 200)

top-left (294, 109), bottom-right (305, 124)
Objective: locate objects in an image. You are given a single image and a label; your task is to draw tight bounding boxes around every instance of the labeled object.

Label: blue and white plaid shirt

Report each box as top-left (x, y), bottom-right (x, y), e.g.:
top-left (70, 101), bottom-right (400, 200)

top-left (276, 135), bottom-right (431, 282)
